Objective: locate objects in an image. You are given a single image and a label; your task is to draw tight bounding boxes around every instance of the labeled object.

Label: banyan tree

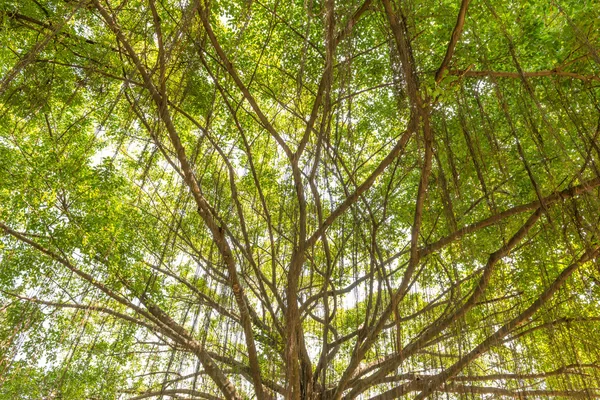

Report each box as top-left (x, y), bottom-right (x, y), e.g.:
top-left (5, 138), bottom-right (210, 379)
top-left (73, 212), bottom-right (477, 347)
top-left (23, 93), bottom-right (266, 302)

top-left (1, 0), bottom-right (600, 398)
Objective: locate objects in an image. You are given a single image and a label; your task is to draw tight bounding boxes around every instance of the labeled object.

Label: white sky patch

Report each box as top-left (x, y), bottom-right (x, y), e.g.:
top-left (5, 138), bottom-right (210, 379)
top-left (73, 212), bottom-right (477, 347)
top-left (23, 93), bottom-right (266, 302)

top-left (89, 144), bottom-right (117, 167)
top-left (474, 79), bottom-right (492, 95)
top-left (0, 135), bottom-right (16, 149)
top-left (341, 276), bottom-right (367, 310)
top-left (232, 148), bottom-right (249, 178)
top-left (304, 333), bottom-right (323, 361)
top-left (89, 124), bottom-right (115, 166)
top-left (444, 104), bottom-right (457, 118)
top-left (74, 22), bottom-right (93, 40)
top-left (219, 12), bottom-right (233, 29)
top-left (125, 138), bottom-right (146, 159)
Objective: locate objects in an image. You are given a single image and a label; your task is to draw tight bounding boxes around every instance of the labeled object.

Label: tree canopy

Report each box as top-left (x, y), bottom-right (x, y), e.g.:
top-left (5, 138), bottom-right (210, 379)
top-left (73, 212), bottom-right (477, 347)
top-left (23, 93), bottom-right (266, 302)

top-left (1, 0), bottom-right (600, 399)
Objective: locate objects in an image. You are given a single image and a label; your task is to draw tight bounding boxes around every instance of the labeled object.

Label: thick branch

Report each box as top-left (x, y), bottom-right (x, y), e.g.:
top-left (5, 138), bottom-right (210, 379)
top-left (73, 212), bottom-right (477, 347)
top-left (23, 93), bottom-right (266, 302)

top-left (449, 68), bottom-right (600, 82)
top-left (435, 0), bottom-right (471, 82)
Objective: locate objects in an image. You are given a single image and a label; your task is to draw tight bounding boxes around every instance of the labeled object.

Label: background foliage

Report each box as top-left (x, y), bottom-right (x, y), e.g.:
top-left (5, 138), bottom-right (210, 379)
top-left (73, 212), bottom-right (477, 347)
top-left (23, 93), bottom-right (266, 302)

top-left (1, 0), bottom-right (600, 399)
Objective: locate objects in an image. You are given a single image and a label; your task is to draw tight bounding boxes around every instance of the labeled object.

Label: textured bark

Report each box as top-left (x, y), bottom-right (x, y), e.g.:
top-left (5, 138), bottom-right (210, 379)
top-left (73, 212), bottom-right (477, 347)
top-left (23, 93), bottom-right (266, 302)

top-left (435, 0), bottom-right (471, 82)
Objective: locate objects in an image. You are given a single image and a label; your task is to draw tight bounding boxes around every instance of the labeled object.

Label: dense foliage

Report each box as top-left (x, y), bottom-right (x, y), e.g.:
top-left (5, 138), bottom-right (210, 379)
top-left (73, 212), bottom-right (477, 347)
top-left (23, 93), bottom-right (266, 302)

top-left (1, 0), bottom-right (600, 399)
